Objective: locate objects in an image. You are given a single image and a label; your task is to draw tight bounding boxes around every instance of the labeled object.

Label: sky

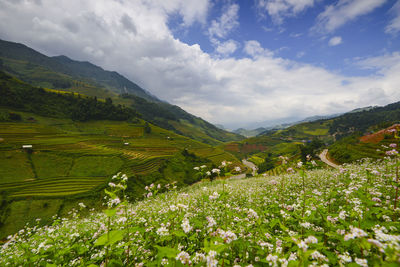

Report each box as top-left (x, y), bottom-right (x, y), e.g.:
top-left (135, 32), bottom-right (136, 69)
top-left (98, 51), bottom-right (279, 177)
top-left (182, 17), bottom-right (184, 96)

top-left (0, 0), bottom-right (400, 129)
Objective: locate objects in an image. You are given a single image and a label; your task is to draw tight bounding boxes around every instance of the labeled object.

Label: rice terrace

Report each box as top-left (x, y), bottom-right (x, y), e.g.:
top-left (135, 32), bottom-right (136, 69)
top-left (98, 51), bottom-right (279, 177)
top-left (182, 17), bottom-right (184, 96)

top-left (1, 0), bottom-right (400, 266)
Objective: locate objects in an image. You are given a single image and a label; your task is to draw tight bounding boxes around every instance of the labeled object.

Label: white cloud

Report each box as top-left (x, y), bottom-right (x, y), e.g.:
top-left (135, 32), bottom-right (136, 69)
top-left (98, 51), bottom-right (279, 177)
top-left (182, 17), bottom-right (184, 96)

top-left (328, 36), bottom-right (342, 46)
top-left (385, 1), bottom-right (400, 34)
top-left (314, 0), bottom-right (386, 33)
top-left (243, 40), bottom-right (273, 58)
top-left (0, 0), bottom-right (399, 129)
top-left (215, 39), bottom-right (238, 56)
top-left (256, 0), bottom-right (315, 24)
top-left (208, 3), bottom-right (239, 39)
top-left (296, 51), bottom-right (305, 58)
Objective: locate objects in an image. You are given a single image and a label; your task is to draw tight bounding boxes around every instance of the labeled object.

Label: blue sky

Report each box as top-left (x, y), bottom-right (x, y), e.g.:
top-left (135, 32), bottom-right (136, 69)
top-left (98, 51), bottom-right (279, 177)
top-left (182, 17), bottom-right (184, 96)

top-left (0, 0), bottom-right (400, 129)
top-left (170, 0), bottom-right (399, 77)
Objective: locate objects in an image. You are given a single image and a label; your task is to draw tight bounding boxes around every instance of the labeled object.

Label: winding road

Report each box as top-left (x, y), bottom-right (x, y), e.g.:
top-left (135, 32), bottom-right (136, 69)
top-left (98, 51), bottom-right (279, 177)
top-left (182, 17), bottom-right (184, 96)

top-left (228, 159), bottom-right (258, 180)
top-left (319, 149), bottom-right (340, 169)
top-left (242, 159), bottom-right (258, 176)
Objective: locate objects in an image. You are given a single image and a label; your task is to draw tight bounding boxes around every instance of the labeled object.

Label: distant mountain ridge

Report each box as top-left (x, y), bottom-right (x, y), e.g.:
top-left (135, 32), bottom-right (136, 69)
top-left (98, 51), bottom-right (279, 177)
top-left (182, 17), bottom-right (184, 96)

top-left (233, 113), bottom-right (342, 137)
top-left (233, 127), bottom-right (267, 137)
top-left (0, 39), bottom-right (156, 101)
top-left (0, 39), bottom-right (243, 144)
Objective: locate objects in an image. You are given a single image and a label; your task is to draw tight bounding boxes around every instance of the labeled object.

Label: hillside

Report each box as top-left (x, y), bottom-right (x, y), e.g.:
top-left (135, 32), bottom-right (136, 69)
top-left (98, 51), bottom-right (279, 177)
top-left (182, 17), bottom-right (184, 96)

top-left (233, 127), bottom-right (267, 137)
top-left (2, 159), bottom-right (400, 265)
top-left (0, 72), bottom-right (242, 239)
top-left (0, 39), bottom-right (155, 101)
top-left (0, 39), bottom-right (244, 145)
top-left (224, 102), bottom-right (400, 175)
top-left (329, 102), bottom-right (400, 139)
top-left (328, 124), bottom-right (399, 164)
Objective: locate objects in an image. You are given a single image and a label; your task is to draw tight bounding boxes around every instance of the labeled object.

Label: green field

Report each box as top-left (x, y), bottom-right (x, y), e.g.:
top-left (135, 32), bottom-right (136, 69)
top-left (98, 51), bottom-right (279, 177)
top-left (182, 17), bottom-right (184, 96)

top-left (0, 110), bottom-right (239, 238)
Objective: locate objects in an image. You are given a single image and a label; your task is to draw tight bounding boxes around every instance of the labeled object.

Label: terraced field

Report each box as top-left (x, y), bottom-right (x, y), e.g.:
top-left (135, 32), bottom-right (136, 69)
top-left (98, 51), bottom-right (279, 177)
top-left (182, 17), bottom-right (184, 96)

top-left (0, 118), bottom-right (206, 197)
top-left (1, 176), bottom-right (106, 198)
top-left (190, 147), bottom-right (239, 165)
top-left (0, 110), bottom-right (241, 238)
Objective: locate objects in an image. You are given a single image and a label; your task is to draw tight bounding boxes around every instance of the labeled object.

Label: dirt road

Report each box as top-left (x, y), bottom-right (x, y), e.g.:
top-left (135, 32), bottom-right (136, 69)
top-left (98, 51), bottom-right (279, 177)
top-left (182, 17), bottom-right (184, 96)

top-left (242, 159), bottom-right (258, 176)
top-left (319, 149), bottom-right (340, 169)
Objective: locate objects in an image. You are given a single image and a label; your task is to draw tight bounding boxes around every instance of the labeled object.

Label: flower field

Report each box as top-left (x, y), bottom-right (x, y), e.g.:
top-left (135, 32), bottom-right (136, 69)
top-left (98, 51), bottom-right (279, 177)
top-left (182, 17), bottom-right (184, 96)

top-left (2, 158), bottom-right (400, 266)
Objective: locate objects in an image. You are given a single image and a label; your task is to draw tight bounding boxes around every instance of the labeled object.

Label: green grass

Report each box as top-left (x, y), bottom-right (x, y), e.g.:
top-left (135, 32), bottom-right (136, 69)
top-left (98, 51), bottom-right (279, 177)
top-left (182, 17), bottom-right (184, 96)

top-left (69, 156), bottom-right (124, 177)
top-left (1, 199), bottom-right (63, 237)
top-left (31, 152), bottom-right (73, 179)
top-left (3, 159), bottom-right (400, 265)
top-left (0, 150), bottom-right (34, 183)
top-left (0, 109), bottom-right (241, 239)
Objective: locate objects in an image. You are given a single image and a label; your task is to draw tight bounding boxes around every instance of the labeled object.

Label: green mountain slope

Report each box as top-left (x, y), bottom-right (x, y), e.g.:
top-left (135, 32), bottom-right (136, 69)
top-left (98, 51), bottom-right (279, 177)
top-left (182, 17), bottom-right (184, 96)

top-left (233, 127), bottom-right (267, 137)
top-left (0, 39), bottom-right (244, 145)
top-left (0, 39), bottom-right (154, 101)
top-left (224, 101), bottom-right (400, 173)
top-left (0, 72), bottom-right (242, 238)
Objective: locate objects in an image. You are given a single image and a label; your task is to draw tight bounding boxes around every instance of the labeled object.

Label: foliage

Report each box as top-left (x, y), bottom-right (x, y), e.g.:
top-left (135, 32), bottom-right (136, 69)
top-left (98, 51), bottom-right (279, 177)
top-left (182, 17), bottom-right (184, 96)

top-left (329, 102), bottom-right (400, 138)
top-left (257, 153), bottom-right (276, 173)
top-left (120, 93), bottom-right (244, 144)
top-left (2, 157), bottom-right (400, 266)
top-left (0, 39), bottom-right (244, 144)
top-left (0, 109), bottom-right (239, 239)
top-left (298, 138), bottom-right (324, 162)
top-left (0, 39), bottom-right (154, 101)
top-left (0, 71), bottom-right (139, 121)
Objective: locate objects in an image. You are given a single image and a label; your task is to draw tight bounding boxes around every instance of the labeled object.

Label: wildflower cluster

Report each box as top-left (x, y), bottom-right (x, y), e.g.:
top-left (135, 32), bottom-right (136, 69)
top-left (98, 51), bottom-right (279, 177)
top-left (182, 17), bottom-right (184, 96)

top-left (2, 159), bottom-right (400, 266)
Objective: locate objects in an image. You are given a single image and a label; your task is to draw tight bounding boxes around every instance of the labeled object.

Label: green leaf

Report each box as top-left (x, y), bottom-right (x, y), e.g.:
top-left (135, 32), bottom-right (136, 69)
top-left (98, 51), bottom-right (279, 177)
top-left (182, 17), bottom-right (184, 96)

top-left (94, 230), bottom-right (124, 246)
top-left (104, 189), bottom-right (117, 199)
top-left (270, 218), bottom-right (279, 228)
top-left (155, 245), bottom-right (179, 259)
top-left (174, 230), bottom-right (186, 237)
top-left (46, 264), bottom-right (57, 267)
top-left (104, 208), bottom-right (117, 217)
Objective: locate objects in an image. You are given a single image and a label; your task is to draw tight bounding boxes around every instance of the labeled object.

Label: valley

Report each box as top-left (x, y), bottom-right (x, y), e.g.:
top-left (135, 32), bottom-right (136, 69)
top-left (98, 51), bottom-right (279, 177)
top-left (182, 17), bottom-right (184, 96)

top-left (1, 1), bottom-right (400, 265)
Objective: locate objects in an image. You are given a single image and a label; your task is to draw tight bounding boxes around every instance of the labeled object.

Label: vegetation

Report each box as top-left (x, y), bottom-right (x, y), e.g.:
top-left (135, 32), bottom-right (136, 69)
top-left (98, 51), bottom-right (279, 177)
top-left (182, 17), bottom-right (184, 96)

top-left (120, 93), bottom-right (243, 145)
top-left (0, 72), bottom-right (138, 121)
top-left (0, 108), bottom-right (240, 239)
top-left (0, 39), bottom-right (244, 145)
top-left (0, 39), bottom-right (154, 100)
top-left (329, 134), bottom-right (393, 164)
top-left (298, 139), bottom-right (324, 162)
top-left (329, 102), bottom-right (400, 139)
top-left (2, 154), bottom-right (400, 265)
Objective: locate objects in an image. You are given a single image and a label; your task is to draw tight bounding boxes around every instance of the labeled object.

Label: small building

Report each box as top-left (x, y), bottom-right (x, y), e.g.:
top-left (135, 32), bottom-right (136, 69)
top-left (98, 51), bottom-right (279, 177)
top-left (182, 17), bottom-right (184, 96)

top-left (124, 142), bottom-right (129, 146)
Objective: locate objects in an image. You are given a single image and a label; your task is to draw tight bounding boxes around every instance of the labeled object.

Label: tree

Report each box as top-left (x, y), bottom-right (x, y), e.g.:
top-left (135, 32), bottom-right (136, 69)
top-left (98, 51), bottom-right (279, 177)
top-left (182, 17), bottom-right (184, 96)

top-left (299, 138), bottom-right (324, 162)
top-left (144, 122), bottom-right (151, 134)
top-left (105, 97), bottom-right (113, 105)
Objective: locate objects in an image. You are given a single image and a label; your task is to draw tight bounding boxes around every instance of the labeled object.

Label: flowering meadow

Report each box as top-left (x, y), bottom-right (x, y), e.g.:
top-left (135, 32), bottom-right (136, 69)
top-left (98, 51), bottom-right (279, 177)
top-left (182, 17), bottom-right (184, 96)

top-left (1, 157), bottom-right (400, 266)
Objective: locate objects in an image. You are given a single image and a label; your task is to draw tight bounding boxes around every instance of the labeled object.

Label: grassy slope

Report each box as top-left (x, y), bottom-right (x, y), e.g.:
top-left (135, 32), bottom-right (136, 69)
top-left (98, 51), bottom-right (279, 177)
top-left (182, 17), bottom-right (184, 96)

top-left (221, 120), bottom-right (335, 176)
top-left (0, 39), bottom-right (244, 145)
top-left (228, 103), bottom-right (400, 171)
top-left (328, 125), bottom-right (400, 164)
top-left (2, 159), bottom-right (400, 265)
top-left (0, 104), bottom-right (240, 237)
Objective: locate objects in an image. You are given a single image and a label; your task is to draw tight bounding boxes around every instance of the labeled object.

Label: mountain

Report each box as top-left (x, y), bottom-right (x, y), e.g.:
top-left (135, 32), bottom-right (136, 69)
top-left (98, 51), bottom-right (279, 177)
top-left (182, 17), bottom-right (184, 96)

top-left (256, 101), bottom-right (400, 142)
top-left (255, 113), bottom-right (343, 136)
top-left (222, 100), bottom-right (400, 175)
top-left (0, 71), bottom-right (242, 238)
top-left (0, 39), bottom-right (243, 145)
top-left (347, 106), bottom-right (378, 114)
top-left (0, 39), bottom-right (156, 101)
top-left (233, 127), bottom-right (267, 137)
top-left (296, 113), bottom-right (342, 123)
